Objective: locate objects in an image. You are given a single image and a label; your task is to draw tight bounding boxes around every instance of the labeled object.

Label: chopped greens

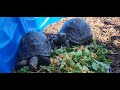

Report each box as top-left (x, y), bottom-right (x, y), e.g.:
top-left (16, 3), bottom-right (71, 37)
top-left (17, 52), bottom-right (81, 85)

top-left (17, 40), bottom-right (112, 73)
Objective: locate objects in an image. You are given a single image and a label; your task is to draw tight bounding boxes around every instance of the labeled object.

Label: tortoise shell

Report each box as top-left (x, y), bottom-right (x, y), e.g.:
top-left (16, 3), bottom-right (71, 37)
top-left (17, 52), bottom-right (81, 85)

top-left (19, 31), bottom-right (51, 60)
top-left (59, 18), bottom-right (93, 44)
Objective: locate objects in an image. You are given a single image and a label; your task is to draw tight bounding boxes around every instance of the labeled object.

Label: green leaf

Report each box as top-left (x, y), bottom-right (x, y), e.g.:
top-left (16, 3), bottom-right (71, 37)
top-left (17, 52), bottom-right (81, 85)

top-left (17, 66), bottom-right (30, 73)
top-left (92, 62), bottom-right (98, 71)
top-left (76, 50), bottom-right (82, 56)
top-left (82, 65), bottom-right (89, 71)
top-left (69, 52), bottom-right (77, 55)
top-left (84, 48), bottom-right (90, 54)
top-left (66, 47), bottom-right (74, 52)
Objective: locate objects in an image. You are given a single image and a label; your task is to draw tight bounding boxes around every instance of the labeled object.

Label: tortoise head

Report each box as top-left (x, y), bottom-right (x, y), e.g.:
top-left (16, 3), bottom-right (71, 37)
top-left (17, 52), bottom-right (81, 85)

top-left (57, 33), bottom-right (66, 42)
top-left (51, 33), bottom-right (66, 47)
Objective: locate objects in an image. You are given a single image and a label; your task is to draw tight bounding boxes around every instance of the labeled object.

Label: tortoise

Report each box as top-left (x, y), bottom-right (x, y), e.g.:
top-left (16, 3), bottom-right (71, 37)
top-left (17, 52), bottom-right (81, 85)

top-left (15, 31), bottom-right (51, 71)
top-left (51, 18), bottom-right (93, 47)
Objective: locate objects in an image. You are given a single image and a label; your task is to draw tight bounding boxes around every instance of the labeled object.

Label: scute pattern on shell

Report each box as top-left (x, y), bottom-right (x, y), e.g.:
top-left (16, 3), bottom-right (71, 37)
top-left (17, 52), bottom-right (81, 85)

top-left (59, 18), bottom-right (93, 44)
top-left (19, 31), bottom-right (51, 60)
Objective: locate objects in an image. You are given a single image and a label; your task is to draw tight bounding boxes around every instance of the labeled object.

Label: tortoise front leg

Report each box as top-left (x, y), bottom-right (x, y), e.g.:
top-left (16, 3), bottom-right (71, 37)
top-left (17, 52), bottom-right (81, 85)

top-left (29, 56), bottom-right (39, 71)
top-left (65, 39), bottom-right (70, 48)
top-left (15, 60), bottom-right (29, 70)
top-left (39, 56), bottom-right (50, 66)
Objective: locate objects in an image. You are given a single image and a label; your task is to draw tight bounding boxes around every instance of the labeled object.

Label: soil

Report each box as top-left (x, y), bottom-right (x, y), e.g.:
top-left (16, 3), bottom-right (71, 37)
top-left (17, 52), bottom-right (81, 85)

top-left (43, 17), bottom-right (120, 73)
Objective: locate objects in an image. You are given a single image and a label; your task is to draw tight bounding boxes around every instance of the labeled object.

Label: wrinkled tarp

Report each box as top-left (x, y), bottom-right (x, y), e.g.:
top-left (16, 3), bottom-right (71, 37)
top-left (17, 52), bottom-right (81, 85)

top-left (0, 17), bottom-right (64, 73)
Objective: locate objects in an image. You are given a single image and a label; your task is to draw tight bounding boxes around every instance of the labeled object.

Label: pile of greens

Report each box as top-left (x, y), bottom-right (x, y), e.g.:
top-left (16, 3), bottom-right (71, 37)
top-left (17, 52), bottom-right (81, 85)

top-left (17, 40), bottom-right (112, 73)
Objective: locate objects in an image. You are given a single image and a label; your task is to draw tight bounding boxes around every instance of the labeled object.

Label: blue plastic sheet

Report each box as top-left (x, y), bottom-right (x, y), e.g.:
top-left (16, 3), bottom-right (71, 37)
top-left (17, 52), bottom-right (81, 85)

top-left (0, 17), bottom-right (64, 73)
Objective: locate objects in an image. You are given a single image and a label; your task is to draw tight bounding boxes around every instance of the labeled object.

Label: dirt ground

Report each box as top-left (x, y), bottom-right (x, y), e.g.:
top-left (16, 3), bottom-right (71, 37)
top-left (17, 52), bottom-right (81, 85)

top-left (44, 17), bottom-right (120, 73)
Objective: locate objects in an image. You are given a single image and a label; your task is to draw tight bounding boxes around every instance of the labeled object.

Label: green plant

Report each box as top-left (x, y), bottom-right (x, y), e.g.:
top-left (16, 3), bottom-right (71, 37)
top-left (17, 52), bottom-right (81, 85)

top-left (17, 40), bottom-right (112, 73)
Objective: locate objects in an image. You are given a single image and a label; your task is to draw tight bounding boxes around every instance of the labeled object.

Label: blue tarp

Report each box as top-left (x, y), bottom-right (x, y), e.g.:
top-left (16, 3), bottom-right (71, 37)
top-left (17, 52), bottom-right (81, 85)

top-left (0, 17), bottom-right (64, 73)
